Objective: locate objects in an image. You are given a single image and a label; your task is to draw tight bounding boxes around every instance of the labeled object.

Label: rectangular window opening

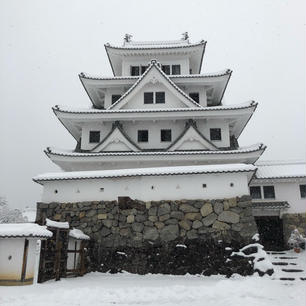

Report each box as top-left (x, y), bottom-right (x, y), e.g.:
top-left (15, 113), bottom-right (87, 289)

top-left (172, 65), bottom-right (181, 75)
top-left (155, 92), bottom-right (165, 104)
top-left (89, 131), bottom-right (100, 143)
top-left (144, 92), bottom-right (154, 104)
top-left (162, 65), bottom-right (171, 75)
top-left (111, 95), bottom-right (121, 104)
top-left (161, 129), bottom-right (172, 142)
top-left (300, 184), bottom-right (306, 198)
top-left (141, 66), bottom-right (148, 74)
top-left (138, 130), bottom-right (148, 142)
top-left (210, 128), bottom-right (222, 141)
top-left (131, 66), bottom-right (140, 76)
top-left (263, 185), bottom-right (275, 199)
top-left (189, 92), bottom-right (200, 103)
top-left (250, 186), bottom-right (262, 199)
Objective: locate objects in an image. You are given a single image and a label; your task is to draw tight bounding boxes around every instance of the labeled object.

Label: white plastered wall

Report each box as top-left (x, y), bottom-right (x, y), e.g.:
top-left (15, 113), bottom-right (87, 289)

top-left (41, 172), bottom-right (250, 203)
top-left (121, 55), bottom-right (190, 76)
top-left (80, 119), bottom-right (230, 151)
top-left (250, 180), bottom-right (306, 214)
top-left (0, 238), bottom-right (37, 282)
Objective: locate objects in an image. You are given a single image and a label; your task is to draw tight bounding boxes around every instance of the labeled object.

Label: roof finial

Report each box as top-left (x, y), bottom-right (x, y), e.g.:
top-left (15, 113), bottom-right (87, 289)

top-left (124, 33), bottom-right (132, 43)
top-left (181, 32), bottom-right (189, 40)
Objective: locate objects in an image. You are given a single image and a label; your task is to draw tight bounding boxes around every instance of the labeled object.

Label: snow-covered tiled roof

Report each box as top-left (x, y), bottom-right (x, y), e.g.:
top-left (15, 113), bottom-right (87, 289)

top-left (33, 164), bottom-right (256, 184)
top-left (106, 40), bottom-right (206, 50)
top-left (54, 101), bottom-right (256, 114)
top-left (45, 143), bottom-right (265, 157)
top-left (0, 223), bottom-right (53, 238)
top-left (69, 228), bottom-right (90, 240)
top-left (252, 201), bottom-right (290, 209)
top-left (46, 218), bottom-right (69, 229)
top-left (255, 160), bottom-right (306, 179)
top-left (79, 69), bottom-right (231, 81)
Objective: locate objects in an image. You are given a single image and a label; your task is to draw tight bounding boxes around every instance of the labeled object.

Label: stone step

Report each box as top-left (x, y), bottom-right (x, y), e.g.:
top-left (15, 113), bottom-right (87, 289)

top-left (267, 252), bottom-right (286, 255)
top-left (290, 263), bottom-right (297, 265)
top-left (278, 257), bottom-right (298, 260)
top-left (281, 269), bottom-right (304, 273)
top-left (300, 278), bottom-right (306, 281)
top-left (272, 262), bottom-right (288, 266)
top-left (279, 277), bottom-right (295, 281)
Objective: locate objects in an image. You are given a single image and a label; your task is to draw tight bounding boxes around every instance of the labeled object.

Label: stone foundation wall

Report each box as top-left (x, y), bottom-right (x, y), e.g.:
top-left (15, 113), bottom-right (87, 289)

top-left (36, 195), bottom-right (258, 275)
top-left (282, 213), bottom-right (306, 246)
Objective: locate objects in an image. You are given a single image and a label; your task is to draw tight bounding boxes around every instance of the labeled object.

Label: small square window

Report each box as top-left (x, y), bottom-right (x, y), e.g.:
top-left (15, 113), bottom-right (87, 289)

top-left (111, 95), bottom-right (121, 104)
top-left (162, 65), bottom-right (171, 75)
top-left (300, 185), bottom-right (306, 198)
top-left (89, 131), bottom-right (100, 143)
top-left (250, 186), bottom-right (262, 199)
top-left (144, 92), bottom-right (154, 104)
top-left (131, 66), bottom-right (140, 76)
top-left (263, 186), bottom-right (275, 199)
top-left (156, 92), bottom-right (165, 104)
top-left (138, 130), bottom-right (148, 142)
top-left (189, 92), bottom-right (199, 103)
top-left (141, 66), bottom-right (148, 74)
top-left (172, 65), bottom-right (181, 75)
top-left (202, 184), bottom-right (207, 188)
top-left (161, 129), bottom-right (172, 142)
top-left (210, 128), bottom-right (222, 141)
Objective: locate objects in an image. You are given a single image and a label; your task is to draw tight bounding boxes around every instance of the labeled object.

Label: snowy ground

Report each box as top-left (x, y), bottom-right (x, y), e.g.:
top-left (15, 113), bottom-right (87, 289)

top-left (1, 250), bottom-right (305, 306)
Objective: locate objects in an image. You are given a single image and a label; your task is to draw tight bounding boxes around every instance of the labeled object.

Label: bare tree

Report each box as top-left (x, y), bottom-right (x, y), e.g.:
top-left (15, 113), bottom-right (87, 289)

top-left (0, 196), bottom-right (27, 223)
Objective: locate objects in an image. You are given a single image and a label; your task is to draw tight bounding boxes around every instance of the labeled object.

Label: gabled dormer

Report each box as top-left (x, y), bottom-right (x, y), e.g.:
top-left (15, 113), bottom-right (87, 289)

top-left (109, 60), bottom-right (202, 110)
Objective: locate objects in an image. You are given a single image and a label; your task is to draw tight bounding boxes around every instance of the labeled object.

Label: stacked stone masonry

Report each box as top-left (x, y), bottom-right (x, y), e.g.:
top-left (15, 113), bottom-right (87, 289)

top-left (36, 195), bottom-right (258, 276)
top-left (37, 195), bottom-right (257, 247)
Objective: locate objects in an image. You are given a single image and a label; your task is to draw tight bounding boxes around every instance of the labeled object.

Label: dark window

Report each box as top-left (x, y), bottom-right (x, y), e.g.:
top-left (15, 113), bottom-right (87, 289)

top-left (141, 66), bottom-right (148, 74)
top-left (210, 128), bottom-right (222, 141)
top-left (189, 92), bottom-right (199, 103)
top-left (156, 92), bottom-right (165, 104)
top-left (250, 186), bottom-right (262, 199)
top-left (172, 65), bottom-right (181, 75)
top-left (161, 129), bottom-right (172, 142)
top-left (162, 65), bottom-right (171, 75)
top-left (300, 185), bottom-right (306, 198)
top-left (137, 130), bottom-right (148, 142)
top-left (131, 66), bottom-right (140, 76)
top-left (263, 186), bottom-right (275, 199)
top-left (89, 131), bottom-right (100, 143)
top-left (111, 95), bottom-right (121, 104)
top-left (144, 92), bottom-right (154, 104)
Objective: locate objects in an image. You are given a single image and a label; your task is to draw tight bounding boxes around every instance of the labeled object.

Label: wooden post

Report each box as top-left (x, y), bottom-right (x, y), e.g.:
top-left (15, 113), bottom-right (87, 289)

top-left (54, 229), bottom-right (61, 281)
top-left (21, 239), bottom-right (29, 282)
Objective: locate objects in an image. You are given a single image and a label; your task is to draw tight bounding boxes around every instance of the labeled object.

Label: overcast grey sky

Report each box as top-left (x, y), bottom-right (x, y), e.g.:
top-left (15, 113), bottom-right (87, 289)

top-left (0, 0), bottom-right (305, 209)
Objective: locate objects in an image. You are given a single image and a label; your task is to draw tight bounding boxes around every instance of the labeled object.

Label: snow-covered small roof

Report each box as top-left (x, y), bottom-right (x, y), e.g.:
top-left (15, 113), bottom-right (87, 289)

top-left (255, 160), bottom-right (306, 179)
top-left (46, 218), bottom-right (69, 229)
top-left (252, 201), bottom-right (290, 210)
top-left (33, 163), bottom-right (256, 184)
top-left (69, 228), bottom-right (90, 240)
top-left (54, 101), bottom-right (256, 114)
top-left (0, 223), bottom-right (53, 238)
top-left (46, 143), bottom-right (265, 157)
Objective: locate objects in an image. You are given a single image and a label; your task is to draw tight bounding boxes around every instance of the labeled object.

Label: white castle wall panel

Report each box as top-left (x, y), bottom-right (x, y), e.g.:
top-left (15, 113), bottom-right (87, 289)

top-left (41, 172), bottom-right (250, 203)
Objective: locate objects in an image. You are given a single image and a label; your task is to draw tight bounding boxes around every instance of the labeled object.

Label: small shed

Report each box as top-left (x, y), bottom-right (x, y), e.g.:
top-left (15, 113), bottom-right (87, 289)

top-left (0, 223), bottom-right (52, 286)
top-left (67, 228), bottom-right (90, 276)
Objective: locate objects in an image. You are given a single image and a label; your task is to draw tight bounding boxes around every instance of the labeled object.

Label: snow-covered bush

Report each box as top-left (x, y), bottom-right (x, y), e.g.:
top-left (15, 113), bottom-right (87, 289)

top-left (0, 197), bottom-right (27, 223)
top-left (230, 234), bottom-right (273, 276)
top-left (288, 228), bottom-right (306, 250)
